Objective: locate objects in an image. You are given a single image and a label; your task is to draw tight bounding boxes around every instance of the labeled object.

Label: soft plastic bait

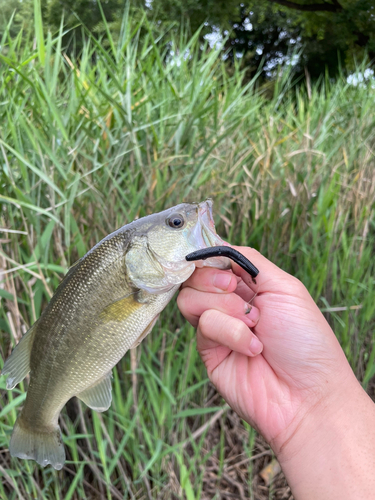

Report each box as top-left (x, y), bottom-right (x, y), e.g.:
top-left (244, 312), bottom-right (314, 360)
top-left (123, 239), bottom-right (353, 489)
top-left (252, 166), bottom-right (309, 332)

top-left (185, 246), bottom-right (259, 278)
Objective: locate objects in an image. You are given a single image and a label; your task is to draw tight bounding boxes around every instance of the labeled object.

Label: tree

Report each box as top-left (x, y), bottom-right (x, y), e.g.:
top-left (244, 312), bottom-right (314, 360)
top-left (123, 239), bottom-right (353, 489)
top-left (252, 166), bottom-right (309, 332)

top-left (44, 0), bottom-right (127, 51)
top-left (141, 0), bottom-right (375, 78)
top-left (2, 0), bottom-right (374, 78)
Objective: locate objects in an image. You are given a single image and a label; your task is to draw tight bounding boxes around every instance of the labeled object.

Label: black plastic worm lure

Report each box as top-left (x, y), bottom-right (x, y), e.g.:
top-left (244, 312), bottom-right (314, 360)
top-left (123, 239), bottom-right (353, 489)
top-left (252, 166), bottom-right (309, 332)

top-left (185, 246), bottom-right (259, 278)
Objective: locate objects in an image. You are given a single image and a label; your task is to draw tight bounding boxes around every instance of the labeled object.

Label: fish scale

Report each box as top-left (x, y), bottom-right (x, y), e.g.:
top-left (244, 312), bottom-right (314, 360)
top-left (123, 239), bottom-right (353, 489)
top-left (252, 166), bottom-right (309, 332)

top-left (24, 235), bottom-right (174, 426)
top-left (2, 199), bottom-right (230, 469)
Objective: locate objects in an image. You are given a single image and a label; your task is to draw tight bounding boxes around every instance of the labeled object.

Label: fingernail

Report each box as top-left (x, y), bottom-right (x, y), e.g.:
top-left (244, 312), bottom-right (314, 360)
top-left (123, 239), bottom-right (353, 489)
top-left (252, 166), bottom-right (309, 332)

top-left (213, 273), bottom-right (232, 291)
top-left (244, 303), bottom-right (259, 323)
top-left (244, 304), bottom-right (252, 314)
top-left (249, 335), bottom-right (263, 355)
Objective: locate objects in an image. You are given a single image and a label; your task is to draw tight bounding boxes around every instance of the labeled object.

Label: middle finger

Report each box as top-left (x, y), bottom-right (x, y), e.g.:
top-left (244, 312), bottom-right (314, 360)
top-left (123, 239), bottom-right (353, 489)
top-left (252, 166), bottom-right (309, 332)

top-left (177, 287), bottom-right (260, 328)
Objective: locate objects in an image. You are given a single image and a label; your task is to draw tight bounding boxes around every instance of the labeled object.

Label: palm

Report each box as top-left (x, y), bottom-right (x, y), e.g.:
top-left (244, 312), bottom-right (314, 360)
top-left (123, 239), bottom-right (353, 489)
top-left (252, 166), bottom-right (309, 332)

top-left (211, 351), bottom-right (291, 440)
top-left (204, 279), bottom-right (348, 446)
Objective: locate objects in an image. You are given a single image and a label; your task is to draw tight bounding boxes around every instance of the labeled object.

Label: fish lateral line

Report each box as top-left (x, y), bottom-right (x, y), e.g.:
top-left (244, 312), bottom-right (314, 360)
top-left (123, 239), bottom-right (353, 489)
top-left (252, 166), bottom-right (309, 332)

top-left (185, 246), bottom-right (259, 278)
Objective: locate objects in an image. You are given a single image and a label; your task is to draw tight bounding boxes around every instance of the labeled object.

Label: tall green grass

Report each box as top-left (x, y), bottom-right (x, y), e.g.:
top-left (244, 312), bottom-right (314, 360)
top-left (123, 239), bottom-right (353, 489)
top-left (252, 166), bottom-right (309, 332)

top-left (0, 3), bottom-right (374, 498)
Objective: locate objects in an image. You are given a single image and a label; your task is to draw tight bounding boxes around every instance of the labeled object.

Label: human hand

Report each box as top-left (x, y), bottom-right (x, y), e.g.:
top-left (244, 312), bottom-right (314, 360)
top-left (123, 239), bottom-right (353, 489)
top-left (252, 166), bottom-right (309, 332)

top-left (177, 246), bottom-right (359, 454)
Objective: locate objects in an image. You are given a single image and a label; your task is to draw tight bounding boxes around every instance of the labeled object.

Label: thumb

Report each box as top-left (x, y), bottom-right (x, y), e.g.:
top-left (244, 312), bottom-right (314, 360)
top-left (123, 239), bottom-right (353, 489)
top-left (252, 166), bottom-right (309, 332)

top-left (231, 245), bottom-right (305, 297)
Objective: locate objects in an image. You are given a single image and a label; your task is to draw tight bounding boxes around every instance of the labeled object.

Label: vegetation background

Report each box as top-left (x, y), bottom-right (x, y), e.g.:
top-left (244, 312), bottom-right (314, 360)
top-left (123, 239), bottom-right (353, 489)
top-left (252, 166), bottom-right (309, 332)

top-left (0, 0), bottom-right (374, 498)
top-left (2, 0), bottom-right (375, 79)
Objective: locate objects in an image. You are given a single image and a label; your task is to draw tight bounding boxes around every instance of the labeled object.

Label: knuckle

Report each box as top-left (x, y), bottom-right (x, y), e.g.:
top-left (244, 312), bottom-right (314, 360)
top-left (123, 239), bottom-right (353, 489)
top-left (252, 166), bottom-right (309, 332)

top-left (199, 310), bottom-right (216, 336)
top-left (248, 248), bottom-right (261, 259)
top-left (222, 292), bottom-right (237, 309)
top-left (291, 276), bottom-right (307, 294)
top-left (236, 245), bottom-right (260, 259)
top-left (176, 287), bottom-right (192, 311)
top-left (230, 320), bottom-right (245, 344)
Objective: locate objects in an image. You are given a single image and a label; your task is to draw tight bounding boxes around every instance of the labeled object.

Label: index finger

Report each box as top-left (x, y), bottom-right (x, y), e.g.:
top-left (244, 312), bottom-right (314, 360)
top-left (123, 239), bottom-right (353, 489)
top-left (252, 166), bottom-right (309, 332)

top-left (181, 267), bottom-right (238, 293)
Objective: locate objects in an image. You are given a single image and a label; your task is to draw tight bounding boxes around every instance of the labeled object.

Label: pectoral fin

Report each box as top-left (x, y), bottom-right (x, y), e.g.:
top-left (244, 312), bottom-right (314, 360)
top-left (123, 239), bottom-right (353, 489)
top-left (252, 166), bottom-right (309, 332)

top-left (2, 324), bottom-right (37, 389)
top-left (77, 372), bottom-right (112, 412)
top-left (130, 314), bottom-right (160, 349)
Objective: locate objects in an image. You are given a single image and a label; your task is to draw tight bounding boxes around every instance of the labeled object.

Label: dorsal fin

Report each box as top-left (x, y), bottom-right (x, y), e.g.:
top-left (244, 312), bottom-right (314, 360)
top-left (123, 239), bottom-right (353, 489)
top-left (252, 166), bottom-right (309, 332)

top-left (63, 257), bottom-right (84, 281)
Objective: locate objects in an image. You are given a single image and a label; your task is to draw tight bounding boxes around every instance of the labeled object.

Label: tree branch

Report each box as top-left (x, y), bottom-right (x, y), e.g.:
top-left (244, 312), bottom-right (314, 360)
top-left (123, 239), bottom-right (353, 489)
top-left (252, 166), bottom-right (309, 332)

top-left (266, 0), bottom-right (343, 12)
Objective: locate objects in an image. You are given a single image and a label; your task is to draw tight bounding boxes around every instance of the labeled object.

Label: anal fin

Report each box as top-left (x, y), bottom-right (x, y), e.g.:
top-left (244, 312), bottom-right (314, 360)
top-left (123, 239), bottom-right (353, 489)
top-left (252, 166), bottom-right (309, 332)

top-left (2, 324), bottom-right (37, 390)
top-left (77, 372), bottom-right (112, 412)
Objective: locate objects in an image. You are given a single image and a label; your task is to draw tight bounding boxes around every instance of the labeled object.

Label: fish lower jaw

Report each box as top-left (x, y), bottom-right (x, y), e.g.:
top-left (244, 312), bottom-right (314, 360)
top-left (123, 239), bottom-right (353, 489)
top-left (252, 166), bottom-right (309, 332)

top-left (197, 256), bottom-right (231, 270)
top-left (194, 260), bottom-right (206, 269)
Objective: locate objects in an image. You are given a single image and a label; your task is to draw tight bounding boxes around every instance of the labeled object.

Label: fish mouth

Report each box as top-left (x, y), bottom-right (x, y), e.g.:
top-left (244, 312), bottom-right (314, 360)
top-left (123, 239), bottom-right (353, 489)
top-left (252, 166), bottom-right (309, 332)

top-left (190, 200), bottom-right (231, 270)
top-left (197, 199), bottom-right (226, 247)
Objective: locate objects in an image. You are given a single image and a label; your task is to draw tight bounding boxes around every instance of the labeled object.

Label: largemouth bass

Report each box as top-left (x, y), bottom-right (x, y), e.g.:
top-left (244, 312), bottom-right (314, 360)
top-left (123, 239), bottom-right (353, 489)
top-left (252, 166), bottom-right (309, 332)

top-left (2, 200), bottom-right (230, 470)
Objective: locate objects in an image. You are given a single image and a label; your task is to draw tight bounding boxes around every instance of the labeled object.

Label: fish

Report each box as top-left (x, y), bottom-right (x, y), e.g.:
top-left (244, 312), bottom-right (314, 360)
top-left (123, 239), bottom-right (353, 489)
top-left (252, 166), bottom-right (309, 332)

top-left (1, 199), bottom-right (231, 470)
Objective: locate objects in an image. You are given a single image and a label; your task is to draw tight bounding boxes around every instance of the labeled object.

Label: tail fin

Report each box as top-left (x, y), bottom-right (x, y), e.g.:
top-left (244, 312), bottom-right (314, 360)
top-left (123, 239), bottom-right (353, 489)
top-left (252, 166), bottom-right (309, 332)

top-left (10, 417), bottom-right (65, 470)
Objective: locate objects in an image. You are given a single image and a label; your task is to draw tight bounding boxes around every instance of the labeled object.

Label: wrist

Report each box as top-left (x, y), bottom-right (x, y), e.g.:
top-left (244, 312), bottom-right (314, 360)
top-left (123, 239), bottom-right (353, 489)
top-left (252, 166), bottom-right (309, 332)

top-left (276, 375), bottom-right (375, 499)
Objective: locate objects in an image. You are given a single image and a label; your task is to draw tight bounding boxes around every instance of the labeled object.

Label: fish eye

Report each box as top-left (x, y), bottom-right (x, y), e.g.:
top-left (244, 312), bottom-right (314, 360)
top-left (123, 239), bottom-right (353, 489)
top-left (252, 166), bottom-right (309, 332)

top-left (166, 213), bottom-right (185, 229)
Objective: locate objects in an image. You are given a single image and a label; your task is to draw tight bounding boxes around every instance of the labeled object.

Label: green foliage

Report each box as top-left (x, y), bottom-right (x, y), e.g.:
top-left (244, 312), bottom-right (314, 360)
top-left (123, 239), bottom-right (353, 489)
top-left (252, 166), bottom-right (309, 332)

top-left (2, 0), bottom-right (375, 77)
top-left (44, 0), bottom-right (128, 50)
top-left (0, 0), bottom-right (34, 39)
top-left (148, 0), bottom-right (375, 77)
top-left (0, 6), bottom-right (374, 498)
